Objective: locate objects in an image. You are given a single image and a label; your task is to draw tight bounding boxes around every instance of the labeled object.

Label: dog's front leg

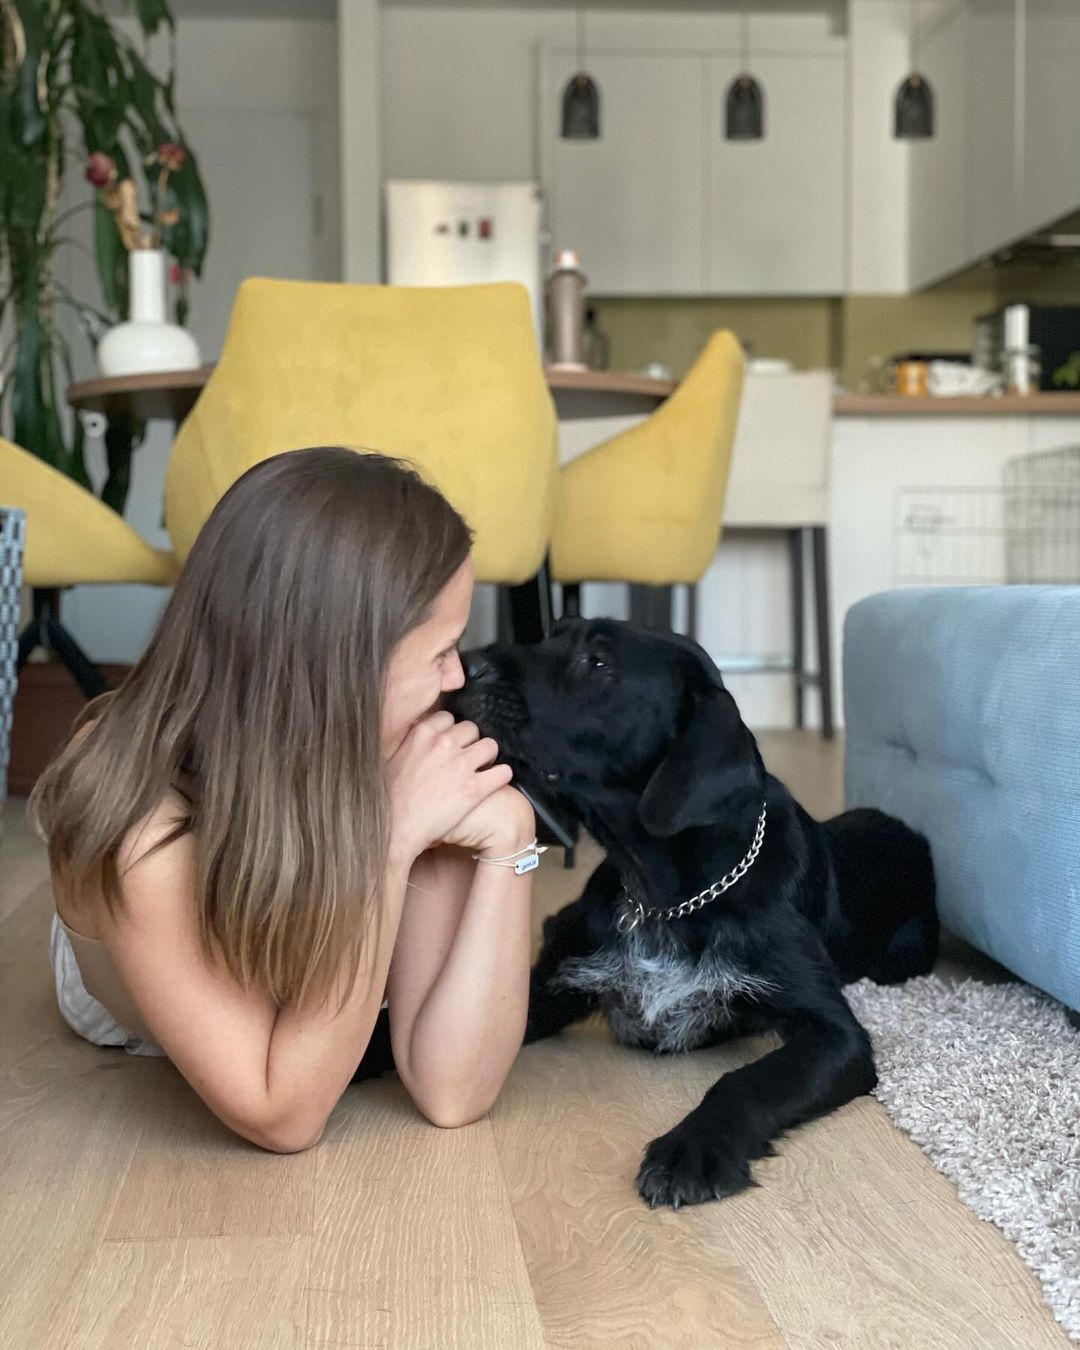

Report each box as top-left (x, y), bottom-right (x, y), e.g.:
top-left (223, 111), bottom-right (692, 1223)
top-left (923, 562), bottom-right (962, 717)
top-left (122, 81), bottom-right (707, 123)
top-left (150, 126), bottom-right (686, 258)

top-left (636, 928), bottom-right (875, 1208)
top-left (525, 859), bottom-right (616, 1044)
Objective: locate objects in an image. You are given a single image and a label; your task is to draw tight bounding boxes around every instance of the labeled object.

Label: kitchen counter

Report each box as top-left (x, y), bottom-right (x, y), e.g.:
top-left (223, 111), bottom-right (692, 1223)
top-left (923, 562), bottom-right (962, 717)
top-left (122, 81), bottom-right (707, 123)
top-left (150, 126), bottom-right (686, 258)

top-left (834, 393), bottom-right (1080, 415)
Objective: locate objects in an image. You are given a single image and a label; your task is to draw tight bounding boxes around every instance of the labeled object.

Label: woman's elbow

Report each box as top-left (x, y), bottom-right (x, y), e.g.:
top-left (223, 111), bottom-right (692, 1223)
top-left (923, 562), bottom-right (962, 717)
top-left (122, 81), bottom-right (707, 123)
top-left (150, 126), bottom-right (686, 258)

top-left (255, 1122), bottom-right (325, 1154)
top-left (230, 1108), bottom-right (327, 1154)
top-left (410, 1085), bottom-right (499, 1130)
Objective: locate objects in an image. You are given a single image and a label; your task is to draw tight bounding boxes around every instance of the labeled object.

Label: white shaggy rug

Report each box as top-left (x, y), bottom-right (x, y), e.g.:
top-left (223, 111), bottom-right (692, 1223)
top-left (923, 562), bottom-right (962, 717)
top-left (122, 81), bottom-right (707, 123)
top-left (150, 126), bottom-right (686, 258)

top-left (844, 974), bottom-right (1080, 1342)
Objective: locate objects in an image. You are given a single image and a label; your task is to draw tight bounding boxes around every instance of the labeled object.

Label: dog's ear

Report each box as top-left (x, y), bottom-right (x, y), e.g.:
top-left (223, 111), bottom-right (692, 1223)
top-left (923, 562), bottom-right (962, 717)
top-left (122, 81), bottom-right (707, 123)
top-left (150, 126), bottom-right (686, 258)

top-left (638, 686), bottom-right (763, 837)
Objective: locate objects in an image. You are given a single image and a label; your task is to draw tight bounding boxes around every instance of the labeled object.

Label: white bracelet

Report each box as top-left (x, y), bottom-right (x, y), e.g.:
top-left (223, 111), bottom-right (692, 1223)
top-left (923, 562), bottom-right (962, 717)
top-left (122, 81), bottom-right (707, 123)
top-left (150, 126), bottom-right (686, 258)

top-left (472, 837), bottom-right (548, 875)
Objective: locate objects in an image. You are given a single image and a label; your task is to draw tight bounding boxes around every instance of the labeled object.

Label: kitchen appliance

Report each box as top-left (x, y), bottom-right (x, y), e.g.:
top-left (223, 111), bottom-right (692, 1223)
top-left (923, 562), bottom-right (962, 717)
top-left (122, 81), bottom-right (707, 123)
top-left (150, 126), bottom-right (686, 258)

top-left (547, 249), bottom-right (587, 368)
top-left (973, 303), bottom-right (1080, 392)
top-left (385, 180), bottom-right (544, 341)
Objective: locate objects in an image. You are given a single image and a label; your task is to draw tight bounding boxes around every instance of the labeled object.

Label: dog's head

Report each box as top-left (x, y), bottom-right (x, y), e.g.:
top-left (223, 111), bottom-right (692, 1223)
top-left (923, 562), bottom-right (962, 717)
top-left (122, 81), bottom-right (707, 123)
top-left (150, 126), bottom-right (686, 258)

top-left (452, 619), bottom-right (764, 838)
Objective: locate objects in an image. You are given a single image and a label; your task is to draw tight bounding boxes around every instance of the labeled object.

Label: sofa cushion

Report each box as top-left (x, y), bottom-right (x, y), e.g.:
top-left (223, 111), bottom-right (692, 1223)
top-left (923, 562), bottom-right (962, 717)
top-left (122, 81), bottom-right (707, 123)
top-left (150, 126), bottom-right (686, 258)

top-left (844, 586), bottom-right (1080, 1013)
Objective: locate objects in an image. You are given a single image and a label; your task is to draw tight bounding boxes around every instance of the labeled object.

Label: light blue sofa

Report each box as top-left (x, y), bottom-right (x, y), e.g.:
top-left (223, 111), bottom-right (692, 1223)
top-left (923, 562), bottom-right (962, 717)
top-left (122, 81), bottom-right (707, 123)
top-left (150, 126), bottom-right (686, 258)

top-left (844, 586), bottom-right (1080, 1016)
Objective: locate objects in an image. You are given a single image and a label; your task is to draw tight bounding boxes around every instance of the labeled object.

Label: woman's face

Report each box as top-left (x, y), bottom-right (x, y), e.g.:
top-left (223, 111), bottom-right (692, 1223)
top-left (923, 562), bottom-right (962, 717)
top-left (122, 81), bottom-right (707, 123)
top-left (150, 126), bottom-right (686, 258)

top-left (381, 558), bottom-right (474, 757)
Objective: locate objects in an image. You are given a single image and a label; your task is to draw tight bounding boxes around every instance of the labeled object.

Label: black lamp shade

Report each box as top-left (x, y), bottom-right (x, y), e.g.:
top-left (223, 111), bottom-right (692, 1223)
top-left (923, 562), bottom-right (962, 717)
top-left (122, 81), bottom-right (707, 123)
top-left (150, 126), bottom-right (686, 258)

top-left (894, 73), bottom-right (934, 138)
top-left (725, 74), bottom-right (764, 140)
top-left (561, 73), bottom-right (600, 139)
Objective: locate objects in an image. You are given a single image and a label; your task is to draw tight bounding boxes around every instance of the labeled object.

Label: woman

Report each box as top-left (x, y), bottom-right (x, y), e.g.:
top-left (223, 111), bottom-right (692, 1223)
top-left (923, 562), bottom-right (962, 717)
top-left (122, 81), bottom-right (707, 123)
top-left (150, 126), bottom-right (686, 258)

top-left (32, 447), bottom-right (537, 1151)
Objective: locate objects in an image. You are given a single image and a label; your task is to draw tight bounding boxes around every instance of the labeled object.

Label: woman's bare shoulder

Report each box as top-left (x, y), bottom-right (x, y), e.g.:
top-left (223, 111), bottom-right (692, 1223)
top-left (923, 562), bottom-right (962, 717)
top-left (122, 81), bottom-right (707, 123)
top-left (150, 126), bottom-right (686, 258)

top-left (118, 791), bottom-right (194, 876)
top-left (54, 791), bottom-right (195, 939)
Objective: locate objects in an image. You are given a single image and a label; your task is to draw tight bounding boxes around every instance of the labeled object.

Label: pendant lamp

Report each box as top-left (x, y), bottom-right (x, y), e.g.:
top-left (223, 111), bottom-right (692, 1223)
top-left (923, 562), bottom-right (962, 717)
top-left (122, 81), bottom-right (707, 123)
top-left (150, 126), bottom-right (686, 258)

top-left (561, 6), bottom-right (600, 140)
top-left (895, 0), bottom-right (934, 139)
top-left (725, 10), bottom-right (764, 141)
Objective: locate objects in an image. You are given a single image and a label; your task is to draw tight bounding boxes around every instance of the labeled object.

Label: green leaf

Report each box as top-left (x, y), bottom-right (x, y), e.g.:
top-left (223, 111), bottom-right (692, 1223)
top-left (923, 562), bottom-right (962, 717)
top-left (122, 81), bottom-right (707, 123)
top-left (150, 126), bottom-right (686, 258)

top-left (39, 337), bottom-right (68, 472)
top-left (0, 139), bottom-right (47, 230)
top-left (12, 0), bottom-right (47, 147)
top-left (129, 0), bottom-right (174, 40)
top-left (49, 324), bottom-right (92, 489)
top-left (124, 44), bottom-right (169, 146)
top-left (94, 198), bottom-right (126, 317)
top-left (11, 308), bottom-right (49, 462)
top-left (162, 150), bottom-right (209, 274)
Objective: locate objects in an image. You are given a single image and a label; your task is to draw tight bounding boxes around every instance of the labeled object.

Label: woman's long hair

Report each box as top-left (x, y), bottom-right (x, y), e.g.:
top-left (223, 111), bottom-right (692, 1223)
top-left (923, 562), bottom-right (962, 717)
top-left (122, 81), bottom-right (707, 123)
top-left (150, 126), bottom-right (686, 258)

top-left (30, 447), bottom-right (472, 1008)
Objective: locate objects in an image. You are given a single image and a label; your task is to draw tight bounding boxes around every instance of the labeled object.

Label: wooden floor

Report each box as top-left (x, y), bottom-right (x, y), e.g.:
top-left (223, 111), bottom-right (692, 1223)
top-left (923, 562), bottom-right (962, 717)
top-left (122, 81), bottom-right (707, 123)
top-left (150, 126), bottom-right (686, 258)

top-left (0, 731), bottom-right (1067, 1349)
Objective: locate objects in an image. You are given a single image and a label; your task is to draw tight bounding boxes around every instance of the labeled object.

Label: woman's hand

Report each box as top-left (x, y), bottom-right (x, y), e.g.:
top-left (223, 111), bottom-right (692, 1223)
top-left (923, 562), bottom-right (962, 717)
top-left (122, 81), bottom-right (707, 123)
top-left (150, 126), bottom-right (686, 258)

top-left (387, 712), bottom-right (512, 864)
top-left (440, 784), bottom-right (536, 859)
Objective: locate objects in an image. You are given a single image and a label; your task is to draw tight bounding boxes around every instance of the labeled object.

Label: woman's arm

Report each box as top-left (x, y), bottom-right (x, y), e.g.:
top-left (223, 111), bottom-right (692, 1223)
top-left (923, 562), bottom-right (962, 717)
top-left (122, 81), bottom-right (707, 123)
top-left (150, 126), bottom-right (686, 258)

top-left (101, 812), bottom-right (412, 1153)
top-left (101, 715), bottom-right (510, 1152)
top-left (387, 821), bottom-right (535, 1127)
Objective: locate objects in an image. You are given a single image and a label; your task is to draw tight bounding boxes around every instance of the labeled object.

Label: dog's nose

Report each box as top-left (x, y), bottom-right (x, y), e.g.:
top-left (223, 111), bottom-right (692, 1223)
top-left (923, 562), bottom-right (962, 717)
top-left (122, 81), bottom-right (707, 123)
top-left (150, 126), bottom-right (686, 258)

top-left (463, 650), bottom-right (497, 683)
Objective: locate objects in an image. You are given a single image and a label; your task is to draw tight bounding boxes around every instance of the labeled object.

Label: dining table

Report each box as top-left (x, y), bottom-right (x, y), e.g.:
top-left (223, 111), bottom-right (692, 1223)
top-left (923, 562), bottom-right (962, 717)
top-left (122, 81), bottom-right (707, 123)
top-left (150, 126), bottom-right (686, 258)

top-left (66, 364), bottom-right (675, 440)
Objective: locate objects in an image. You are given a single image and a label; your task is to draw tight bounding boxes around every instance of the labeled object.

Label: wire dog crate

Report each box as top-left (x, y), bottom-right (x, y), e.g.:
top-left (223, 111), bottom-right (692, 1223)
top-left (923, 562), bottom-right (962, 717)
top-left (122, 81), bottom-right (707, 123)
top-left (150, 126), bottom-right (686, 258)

top-left (895, 445), bottom-right (1080, 586)
top-left (1, 508), bottom-right (27, 820)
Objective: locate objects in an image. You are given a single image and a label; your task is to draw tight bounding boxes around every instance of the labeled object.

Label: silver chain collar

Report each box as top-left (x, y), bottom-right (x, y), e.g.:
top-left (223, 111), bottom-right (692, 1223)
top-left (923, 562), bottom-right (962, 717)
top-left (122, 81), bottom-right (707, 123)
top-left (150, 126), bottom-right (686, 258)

top-left (615, 802), bottom-right (768, 935)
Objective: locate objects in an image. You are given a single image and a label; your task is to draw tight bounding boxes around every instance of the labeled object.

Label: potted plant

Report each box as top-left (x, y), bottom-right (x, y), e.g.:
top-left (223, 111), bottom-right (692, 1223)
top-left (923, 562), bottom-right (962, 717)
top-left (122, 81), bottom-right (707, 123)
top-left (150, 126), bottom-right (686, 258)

top-left (0, 0), bottom-right (209, 515)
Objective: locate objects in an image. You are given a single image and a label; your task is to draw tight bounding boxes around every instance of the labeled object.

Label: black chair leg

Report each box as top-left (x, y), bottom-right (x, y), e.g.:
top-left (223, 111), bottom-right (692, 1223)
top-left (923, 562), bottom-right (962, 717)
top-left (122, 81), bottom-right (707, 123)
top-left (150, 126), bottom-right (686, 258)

top-left (812, 526), bottom-right (834, 740)
top-left (508, 558), bottom-right (552, 645)
top-left (16, 588), bottom-right (108, 699)
top-left (630, 584), bottom-right (673, 632)
top-left (562, 582), bottom-right (582, 620)
top-left (16, 618), bottom-right (40, 672)
top-left (790, 528), bottom-right (806, 729)
top-left (685, 583), bottom-right (698, 641)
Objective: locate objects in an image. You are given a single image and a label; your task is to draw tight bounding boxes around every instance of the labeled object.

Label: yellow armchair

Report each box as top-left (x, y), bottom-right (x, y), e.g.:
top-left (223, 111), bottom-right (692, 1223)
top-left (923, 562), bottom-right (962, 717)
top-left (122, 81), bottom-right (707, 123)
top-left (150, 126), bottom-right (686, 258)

top-left (1, 436), bottom-right (177, 695)
top-left (165, 279), bottom-right (558, 596)
top-left (551, 330), bottom-right (744, 631)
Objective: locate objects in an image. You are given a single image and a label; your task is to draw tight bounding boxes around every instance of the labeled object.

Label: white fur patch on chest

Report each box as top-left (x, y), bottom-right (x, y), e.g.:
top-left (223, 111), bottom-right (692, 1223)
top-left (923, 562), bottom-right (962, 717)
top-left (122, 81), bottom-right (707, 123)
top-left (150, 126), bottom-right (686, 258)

top-left (551, 926), bottom-right (777, 1055)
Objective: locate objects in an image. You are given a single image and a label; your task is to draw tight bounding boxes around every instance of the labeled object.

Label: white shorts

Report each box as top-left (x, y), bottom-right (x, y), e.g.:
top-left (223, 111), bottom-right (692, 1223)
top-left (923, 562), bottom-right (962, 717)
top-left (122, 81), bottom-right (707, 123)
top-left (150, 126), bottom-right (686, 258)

top-left (49, 915), bottom-right (166, 1058)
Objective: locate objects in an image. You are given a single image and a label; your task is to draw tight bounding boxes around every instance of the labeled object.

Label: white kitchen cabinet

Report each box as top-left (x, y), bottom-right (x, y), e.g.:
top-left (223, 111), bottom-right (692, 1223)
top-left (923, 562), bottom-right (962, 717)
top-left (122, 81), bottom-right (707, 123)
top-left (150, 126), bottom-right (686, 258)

top-left (968, 0), bottom-right (1023, 259)
top-left (908, 4), bottom-right (970, 288)
top-left (705, 53), bottom-right (845, 295)
top-left (540, 43), bottom-right (847, 297)
top-left (909, 0), bottom-right (1080, 287)
top-left (1021, 0), bottom-right (1080, 237)
top-left (542, 50), bottom-right (706, 295)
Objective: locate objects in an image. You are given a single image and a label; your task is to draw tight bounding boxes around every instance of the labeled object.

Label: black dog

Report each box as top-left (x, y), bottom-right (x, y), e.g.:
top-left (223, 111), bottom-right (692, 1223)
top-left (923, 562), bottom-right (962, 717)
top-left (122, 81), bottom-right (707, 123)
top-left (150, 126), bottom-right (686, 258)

top-left (453, 619), bottom-right (937, 1209)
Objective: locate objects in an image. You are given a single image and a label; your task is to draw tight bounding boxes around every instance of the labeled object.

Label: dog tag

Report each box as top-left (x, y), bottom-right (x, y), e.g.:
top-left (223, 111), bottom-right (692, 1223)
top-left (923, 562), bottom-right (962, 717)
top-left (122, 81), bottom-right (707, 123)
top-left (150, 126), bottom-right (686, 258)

top-left (514, 852), bottom-right (540, 875)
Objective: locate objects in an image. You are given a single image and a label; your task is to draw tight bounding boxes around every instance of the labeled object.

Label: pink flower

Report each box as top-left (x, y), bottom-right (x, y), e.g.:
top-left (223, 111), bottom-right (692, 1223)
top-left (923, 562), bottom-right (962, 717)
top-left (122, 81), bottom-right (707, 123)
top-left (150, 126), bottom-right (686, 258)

top-left (168, 262), bottom-right (191, 286)
top-left (86, 152), bottom-right (117, 188)
top-left (156, 142), bottom-right (187, 173)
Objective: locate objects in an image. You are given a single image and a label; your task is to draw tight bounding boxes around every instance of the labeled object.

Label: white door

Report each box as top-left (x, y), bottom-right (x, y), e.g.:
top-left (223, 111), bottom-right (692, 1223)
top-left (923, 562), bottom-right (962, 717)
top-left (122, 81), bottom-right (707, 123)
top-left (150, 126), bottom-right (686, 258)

top-left (705, 52), bottom-right (845, 295)
top-left (542, 49), bottom-right (706, 295)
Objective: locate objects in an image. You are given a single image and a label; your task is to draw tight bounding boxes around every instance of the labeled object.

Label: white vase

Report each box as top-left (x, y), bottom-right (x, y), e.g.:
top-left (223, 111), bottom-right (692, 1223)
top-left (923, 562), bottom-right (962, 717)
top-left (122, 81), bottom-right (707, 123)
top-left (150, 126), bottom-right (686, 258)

top-left (97, 249), bottom-right (201, 378)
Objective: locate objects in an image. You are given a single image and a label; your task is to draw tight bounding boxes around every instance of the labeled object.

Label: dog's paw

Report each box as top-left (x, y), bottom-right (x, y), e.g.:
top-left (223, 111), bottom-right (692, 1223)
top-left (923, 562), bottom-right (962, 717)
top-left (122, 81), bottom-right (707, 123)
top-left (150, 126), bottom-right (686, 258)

top-left (636, 1127), bottom-right (755, 1209)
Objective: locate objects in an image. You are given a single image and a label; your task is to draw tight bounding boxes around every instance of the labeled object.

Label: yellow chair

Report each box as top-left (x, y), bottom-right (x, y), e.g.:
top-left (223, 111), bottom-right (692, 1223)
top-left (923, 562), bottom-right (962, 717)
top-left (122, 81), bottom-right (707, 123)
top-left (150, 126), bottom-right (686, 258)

top-left (165, 278), bottom-right (558, 635)
top-left (551, 330), bottom-right (744, 632)
top-left (0, 437), bottom-right (178, 696)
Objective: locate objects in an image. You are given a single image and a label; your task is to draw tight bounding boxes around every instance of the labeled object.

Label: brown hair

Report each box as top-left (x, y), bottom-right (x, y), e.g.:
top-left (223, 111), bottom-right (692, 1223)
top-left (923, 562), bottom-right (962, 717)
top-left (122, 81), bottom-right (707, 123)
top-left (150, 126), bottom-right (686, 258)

top-left (31, 447), bottom-right (472, 1007)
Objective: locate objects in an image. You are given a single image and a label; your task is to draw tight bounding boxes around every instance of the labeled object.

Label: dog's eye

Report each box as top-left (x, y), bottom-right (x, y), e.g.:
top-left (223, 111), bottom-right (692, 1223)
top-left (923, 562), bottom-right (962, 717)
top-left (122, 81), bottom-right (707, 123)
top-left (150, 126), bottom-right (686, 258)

top-left (588, 654), bottom-right (610, 673)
